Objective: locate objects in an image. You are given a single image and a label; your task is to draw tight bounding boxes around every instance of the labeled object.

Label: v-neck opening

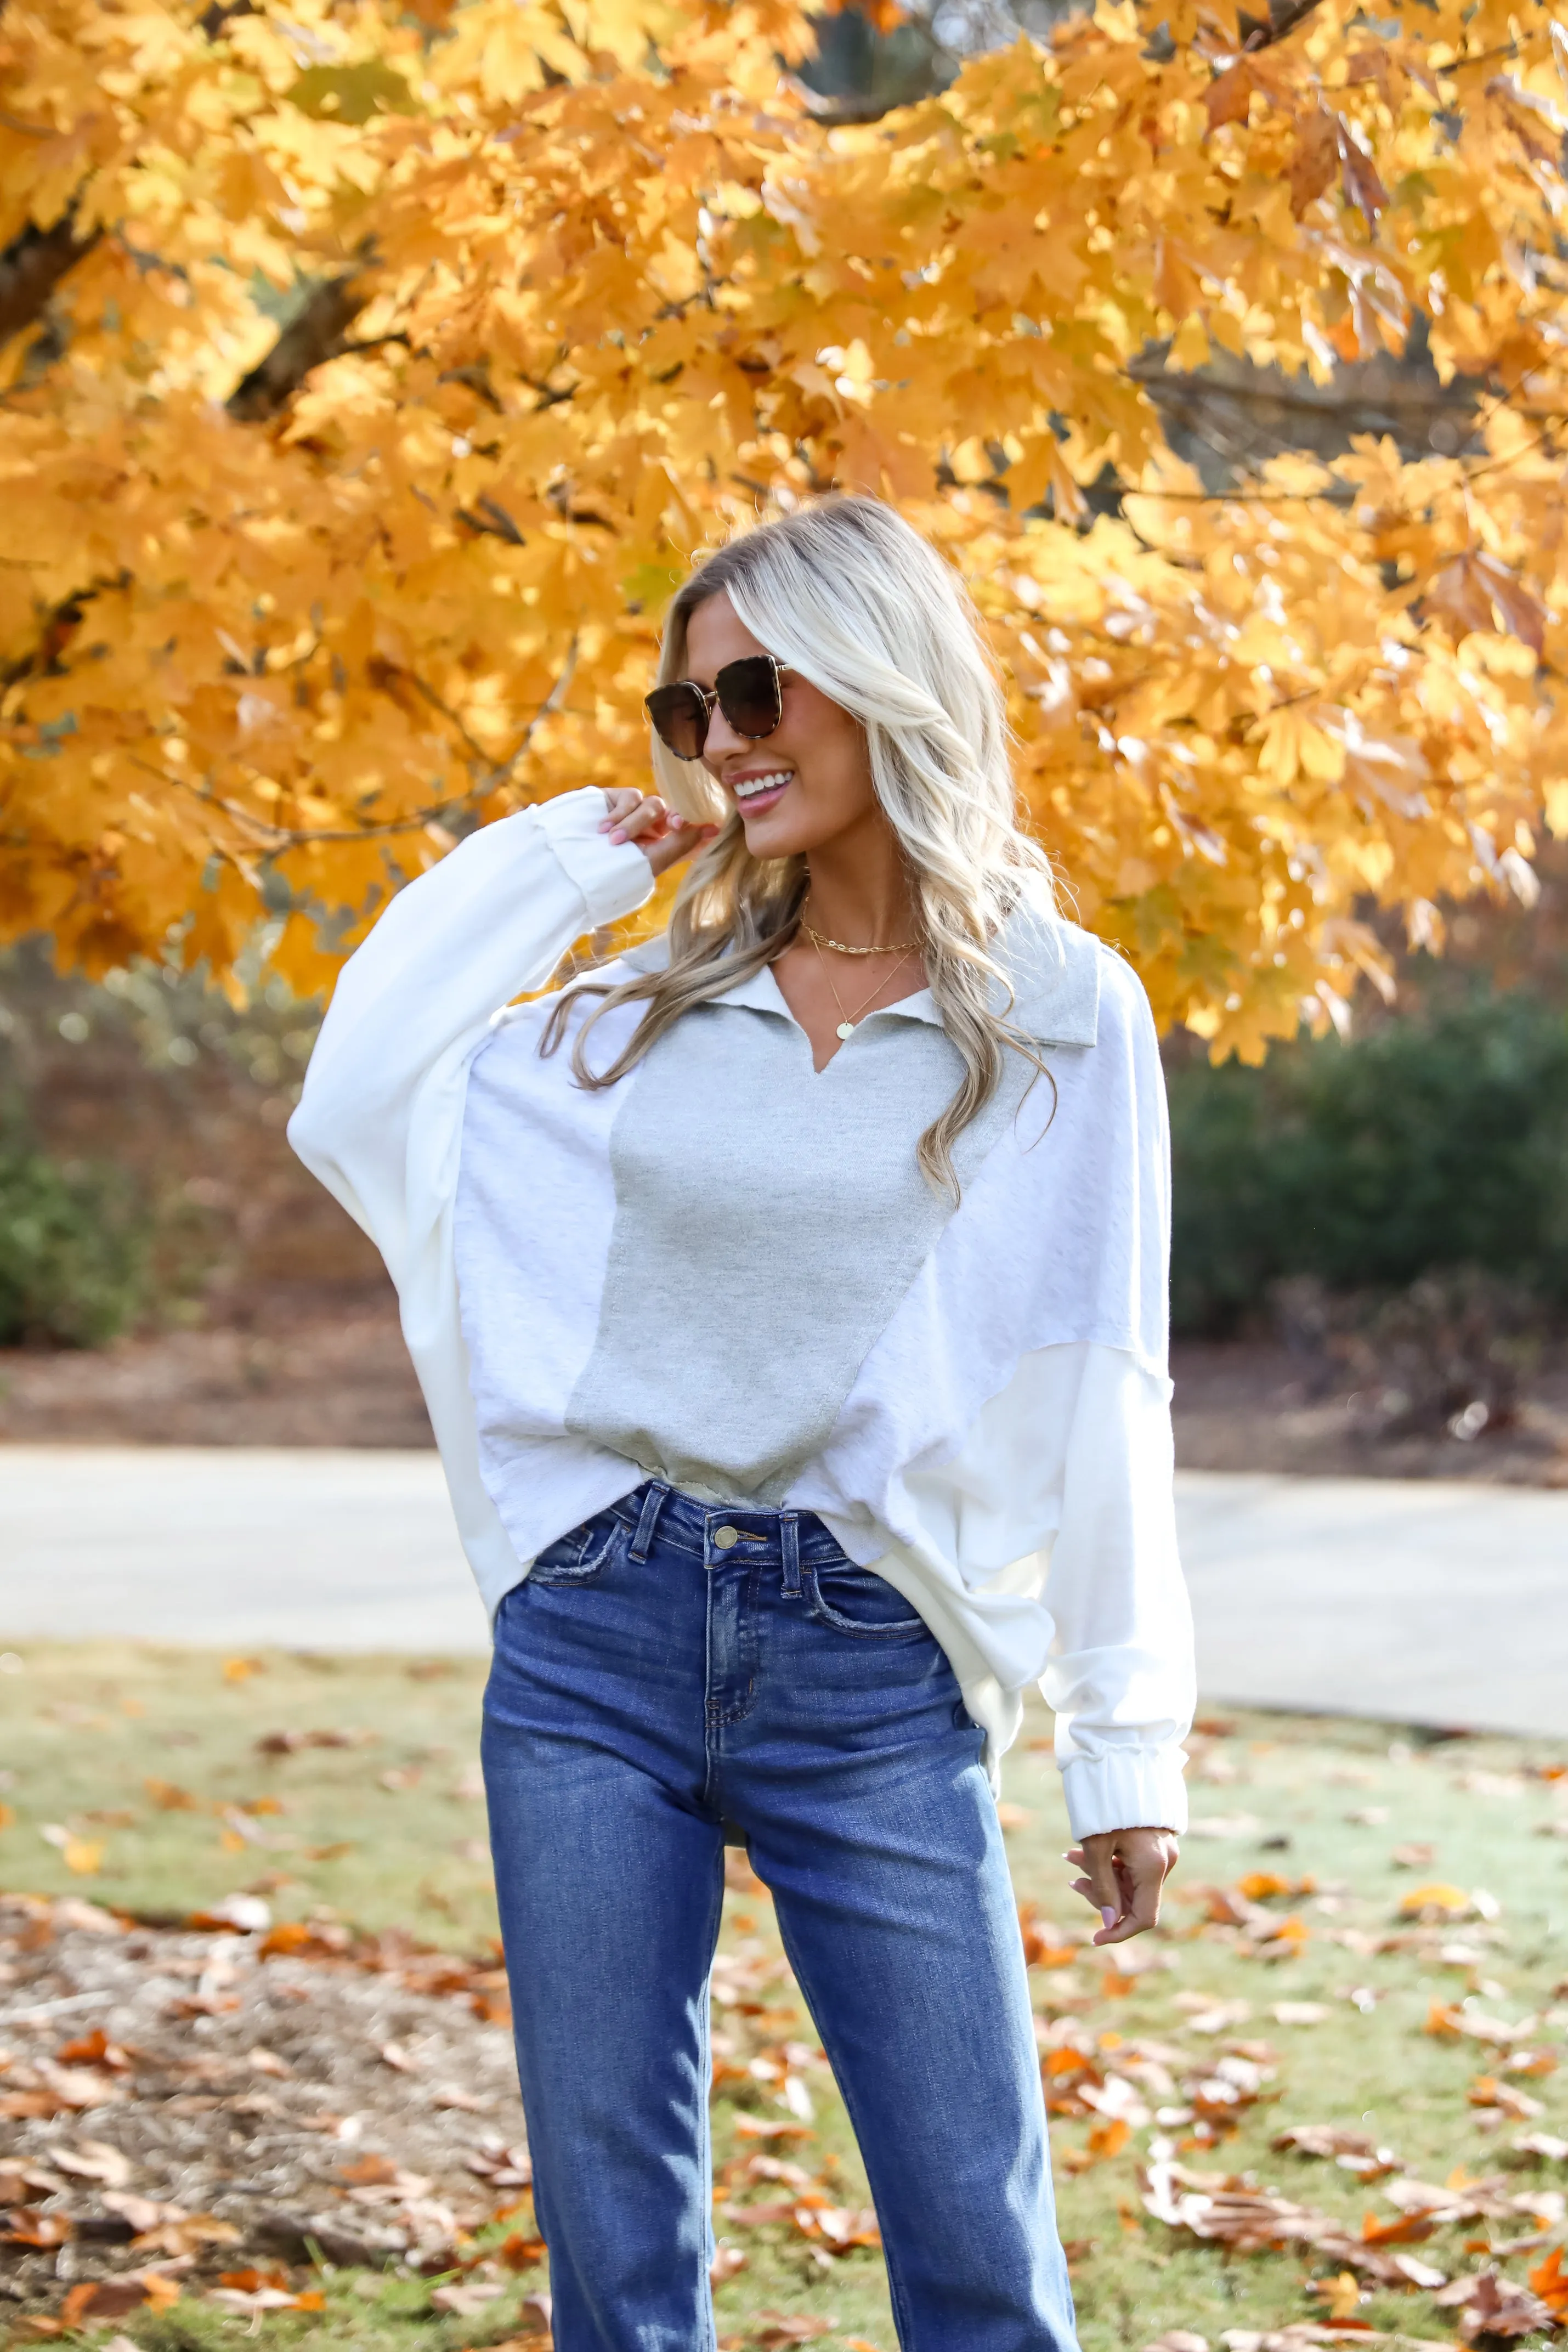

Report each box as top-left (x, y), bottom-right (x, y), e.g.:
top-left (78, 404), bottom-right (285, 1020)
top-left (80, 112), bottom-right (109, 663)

top-left (746, 962), bottom-right (939, 1076)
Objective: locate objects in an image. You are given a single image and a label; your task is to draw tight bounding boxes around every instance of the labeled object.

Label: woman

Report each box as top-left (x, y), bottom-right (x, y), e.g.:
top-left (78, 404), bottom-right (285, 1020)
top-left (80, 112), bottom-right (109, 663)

top-left (290, 494), bottom-right (1193, 2351)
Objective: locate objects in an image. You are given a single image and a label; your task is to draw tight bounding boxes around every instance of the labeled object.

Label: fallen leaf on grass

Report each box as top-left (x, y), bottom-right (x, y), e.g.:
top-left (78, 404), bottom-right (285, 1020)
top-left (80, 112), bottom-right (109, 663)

top-left (1142, 2159), bottom-right (1446, 2286)
top-left (1424, 2003), bottom-right (1531, 2046)
top-left (1062, 2117), bottom-right (1132, 2172)
top-left (1273, 2126), bottom-right (1401, 2179)
top-left (0, 2167), bottom-right (63, 2203)
top-left (1218, 2332), bottom-right (1411, 2351)
top-left (431, 2281), bottom-right (505, 2315)
top-left (1185, 1816), bottom-right (1264, 1841)
top-left (51, 2138), bottom-right (134, 2185)
top-left (54, 2031), bottom-right (131, 2072)
top-left (996, 1803), bottom-right (1032, 1830)
top-left (1305, 2272), bottom-right (1365, 2321)
top-left (746, 2319), bottom-right (836, 2347)
top-left (1530, 2247), bottom-right (1568, 2321)
top-left (38, 1827), bottom-right (104, 1876)
top-left (1434, 2268), bottom-right (1554, 2338)
top-left (1516, 2134), bottom-right (1568, 2163)
top-left (210, 2287), bottom-right (327, 2314)
top-left (1390, 1845), bottom-right (1435, 1869)
top-left (61, 2272), bottom-right (182, 2327)
top-left (1469, 2074), bottom-right (1543, 2120)
top-left (1173, 1993), bottom-right (1253, 2033)
top-left (2, 2207), bottom-right (74, 2247)
top-left (134, 2213), bottom-right (242, 2257)
top-left (1273, 2003), bottom-right (1330, 2026)
top-left (466, 2143), bottom-right (533, 2185)
top-left (144, 1779), bottom-right (201, 1811)
top-left (710, 2246), bottom-right (748, 2282)
top-left (255, 1728), bottom-right (377, 1754)
top-left (495, 2229), bottom-right (548, 2270)
top-left (1400, 1884), bottom-right (1491, 1921)
top-left (102, 2193), bottom-right (189, 2233)
top-left (187, 1892), bottom-right (272, 1932)
top-left (380, 2039), bottom-right (418, 2073)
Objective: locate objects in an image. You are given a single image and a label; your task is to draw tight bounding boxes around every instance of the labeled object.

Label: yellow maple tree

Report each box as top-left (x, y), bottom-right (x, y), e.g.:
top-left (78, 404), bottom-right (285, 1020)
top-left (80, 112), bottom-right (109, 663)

top-left (2, 0), bottom-right (1564, 1055)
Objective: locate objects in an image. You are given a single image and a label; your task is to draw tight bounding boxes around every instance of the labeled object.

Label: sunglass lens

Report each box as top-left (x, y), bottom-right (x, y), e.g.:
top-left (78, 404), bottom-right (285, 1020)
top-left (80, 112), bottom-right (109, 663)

top-left (716, 656), bottom-right (782, 738)
top-left (645, 682), bottom-right (709, 760)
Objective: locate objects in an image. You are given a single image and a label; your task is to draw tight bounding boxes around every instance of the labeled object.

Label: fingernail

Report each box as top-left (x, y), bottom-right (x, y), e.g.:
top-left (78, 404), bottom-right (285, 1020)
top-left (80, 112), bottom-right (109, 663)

top-left (607, 828), bottom-right (625, 843)
top-left (1101, 1906), bottom-right (1118, 1930)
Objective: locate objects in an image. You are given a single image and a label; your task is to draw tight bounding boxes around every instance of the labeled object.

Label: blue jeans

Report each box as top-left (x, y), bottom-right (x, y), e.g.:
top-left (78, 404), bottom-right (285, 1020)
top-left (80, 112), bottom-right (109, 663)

top-left (481, 1481), bottom-right (1077, 2352)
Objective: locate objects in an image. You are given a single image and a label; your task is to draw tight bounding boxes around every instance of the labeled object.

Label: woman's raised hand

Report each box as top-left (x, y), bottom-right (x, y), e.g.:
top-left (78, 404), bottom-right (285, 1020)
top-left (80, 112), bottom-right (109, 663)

top-left (598, 789), bottom-right (718, 880)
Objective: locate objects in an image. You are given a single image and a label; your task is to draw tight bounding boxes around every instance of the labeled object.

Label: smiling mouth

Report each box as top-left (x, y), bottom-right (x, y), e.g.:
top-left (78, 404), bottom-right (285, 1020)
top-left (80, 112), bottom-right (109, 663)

top-left (731, 769), bottom-right (793, 804)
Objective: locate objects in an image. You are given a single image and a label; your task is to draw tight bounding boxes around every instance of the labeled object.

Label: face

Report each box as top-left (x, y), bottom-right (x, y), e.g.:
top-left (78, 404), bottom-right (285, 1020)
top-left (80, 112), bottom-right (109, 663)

top-left (682, 592), bottom-right (881, 862)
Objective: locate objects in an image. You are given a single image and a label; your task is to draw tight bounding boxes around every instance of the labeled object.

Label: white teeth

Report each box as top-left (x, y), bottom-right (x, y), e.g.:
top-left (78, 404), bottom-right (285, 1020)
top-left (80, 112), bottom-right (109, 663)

top-left (733, 771), bottom-right (791, 799)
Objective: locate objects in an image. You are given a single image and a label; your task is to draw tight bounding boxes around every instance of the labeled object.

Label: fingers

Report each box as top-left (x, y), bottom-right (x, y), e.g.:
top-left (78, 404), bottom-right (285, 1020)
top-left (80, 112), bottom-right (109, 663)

top-left (598, 787), bottom-right (646, 832)
top-left (597, 788), bottom-right (720, 877)
top-left (644, 821), bottom-right (718, 879)
top-left (1068, 1829), bottom-right (1179, 1945)
top-left (1071, 1832), bottom-right (1125, 1937)
top-left (600, 790), bottom-right (667, 845)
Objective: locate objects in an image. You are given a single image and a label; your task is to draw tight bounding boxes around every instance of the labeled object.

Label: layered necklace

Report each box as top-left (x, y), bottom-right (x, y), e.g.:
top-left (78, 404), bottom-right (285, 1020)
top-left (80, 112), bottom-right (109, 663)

top-left (799, 906), bottom-right (924, 1042)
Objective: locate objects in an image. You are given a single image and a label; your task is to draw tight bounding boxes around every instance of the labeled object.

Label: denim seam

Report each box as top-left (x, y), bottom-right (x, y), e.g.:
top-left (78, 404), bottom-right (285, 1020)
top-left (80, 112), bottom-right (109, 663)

top-left (768, 1905), bottom-right (920, 2351)
top-left (695, 1851), bottom-right (726, 2352)
top-left (803, 1562), bottom-right (929, 1641)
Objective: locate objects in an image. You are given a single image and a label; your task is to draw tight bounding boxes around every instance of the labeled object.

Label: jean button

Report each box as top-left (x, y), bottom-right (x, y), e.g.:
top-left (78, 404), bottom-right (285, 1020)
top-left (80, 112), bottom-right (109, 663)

top-left (713, 1525), bottom-right (740, 1550)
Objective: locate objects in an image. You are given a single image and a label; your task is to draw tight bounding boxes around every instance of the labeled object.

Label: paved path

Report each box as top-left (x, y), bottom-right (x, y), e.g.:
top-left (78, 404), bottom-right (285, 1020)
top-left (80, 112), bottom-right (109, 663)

top-left (1, 1448), bottom-right (1563, 1737)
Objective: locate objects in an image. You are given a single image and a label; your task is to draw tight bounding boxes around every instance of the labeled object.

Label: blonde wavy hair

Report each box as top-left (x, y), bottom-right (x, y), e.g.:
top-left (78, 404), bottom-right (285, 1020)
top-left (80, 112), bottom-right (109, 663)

top-left (541, 494), bottom-right (1060, 1193)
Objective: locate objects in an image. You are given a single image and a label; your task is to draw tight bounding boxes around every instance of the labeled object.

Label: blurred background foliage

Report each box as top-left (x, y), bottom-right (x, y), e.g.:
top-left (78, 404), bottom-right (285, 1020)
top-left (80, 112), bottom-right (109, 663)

top-left (1169, 990), bottom-right (1568, 1336)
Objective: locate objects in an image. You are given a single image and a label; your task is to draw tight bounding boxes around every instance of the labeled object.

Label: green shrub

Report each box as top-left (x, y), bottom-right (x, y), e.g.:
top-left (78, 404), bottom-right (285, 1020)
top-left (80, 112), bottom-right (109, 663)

top-left (0, 1141), bottom-right (149, 1346)
top-left (1167, 991), bottom-right (1568, 1335)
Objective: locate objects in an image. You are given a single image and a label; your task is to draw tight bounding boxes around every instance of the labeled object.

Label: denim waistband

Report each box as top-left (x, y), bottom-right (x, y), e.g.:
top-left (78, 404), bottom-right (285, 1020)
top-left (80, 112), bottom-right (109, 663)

top-left (604, 1480), bottom-right (853, 1571)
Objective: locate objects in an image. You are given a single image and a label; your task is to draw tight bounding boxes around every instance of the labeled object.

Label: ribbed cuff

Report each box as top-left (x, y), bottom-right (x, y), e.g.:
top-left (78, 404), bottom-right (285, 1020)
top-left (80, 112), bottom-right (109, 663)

top-left (1060, 1749), bottom-right (1188, 1842)
top-left (537, 788), bottom-right (658, 930)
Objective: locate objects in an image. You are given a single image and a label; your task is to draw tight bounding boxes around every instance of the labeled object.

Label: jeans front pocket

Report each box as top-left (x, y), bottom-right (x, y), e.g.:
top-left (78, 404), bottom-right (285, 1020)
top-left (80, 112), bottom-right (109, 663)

top-left (806, 1554), bottom-right (930, 1641)
top-left (527, 1508), bottom-right (624, 1587)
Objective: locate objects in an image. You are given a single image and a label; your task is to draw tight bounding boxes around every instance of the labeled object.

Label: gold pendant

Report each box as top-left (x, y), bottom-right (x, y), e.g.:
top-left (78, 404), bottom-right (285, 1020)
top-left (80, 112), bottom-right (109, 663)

top-left (836, 1020), bottom-right (855, 1040)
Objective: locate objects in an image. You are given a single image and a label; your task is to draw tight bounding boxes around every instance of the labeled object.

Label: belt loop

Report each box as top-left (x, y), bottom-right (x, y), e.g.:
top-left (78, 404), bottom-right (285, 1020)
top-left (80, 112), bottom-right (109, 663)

top-left (780, 1512), bottom-right (801, 1599)
top-left (630, 1481), bottom-right (670, 1564)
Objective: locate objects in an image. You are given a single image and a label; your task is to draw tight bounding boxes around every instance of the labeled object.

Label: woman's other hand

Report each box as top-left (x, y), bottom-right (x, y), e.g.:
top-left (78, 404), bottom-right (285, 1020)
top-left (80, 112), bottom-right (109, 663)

top-left (1067, 1827), bottom-right (1180, 1944)
top-left (598, 789), bottom-right (718, 879)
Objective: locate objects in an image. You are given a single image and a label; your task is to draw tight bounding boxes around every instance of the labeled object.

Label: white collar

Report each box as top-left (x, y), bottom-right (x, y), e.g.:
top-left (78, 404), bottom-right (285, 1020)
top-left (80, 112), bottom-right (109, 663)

top-left (710, 962), bottom-right (944, 1030)
top-left (618, 907), bottom-right (1101, 1049)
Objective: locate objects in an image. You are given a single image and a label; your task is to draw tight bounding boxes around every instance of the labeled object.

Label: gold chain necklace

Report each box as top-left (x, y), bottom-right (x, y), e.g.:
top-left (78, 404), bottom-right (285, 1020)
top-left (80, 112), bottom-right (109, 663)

top-left (808, 935), bottom-right (915, 1042)
top-left (799, 913), bottom-right (922, 957)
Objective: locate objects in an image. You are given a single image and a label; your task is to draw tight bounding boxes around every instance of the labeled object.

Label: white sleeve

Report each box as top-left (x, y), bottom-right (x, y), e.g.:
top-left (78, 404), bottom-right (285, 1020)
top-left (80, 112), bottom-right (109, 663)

top-left (1040, 1344), bottom-right (1194, 1840)
top-left (287, 788), bottom-right (654, 1283)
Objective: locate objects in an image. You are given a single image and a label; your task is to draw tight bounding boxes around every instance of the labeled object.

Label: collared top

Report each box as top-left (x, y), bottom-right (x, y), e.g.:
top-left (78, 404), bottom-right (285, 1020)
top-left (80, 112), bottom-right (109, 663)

top-left (288, 788), bottom-right (1193, 1839)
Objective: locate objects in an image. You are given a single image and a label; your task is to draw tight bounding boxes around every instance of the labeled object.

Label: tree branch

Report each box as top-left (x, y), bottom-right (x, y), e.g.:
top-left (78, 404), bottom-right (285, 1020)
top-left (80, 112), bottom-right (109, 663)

top-left (0, 213), bottom-right (99, 348)
top-left (1242, 0), bottom-right (1328, 51)
top-left (227, 267), bottom-right (375, 422)
top-left (120, 641), bottom-right (581, 856)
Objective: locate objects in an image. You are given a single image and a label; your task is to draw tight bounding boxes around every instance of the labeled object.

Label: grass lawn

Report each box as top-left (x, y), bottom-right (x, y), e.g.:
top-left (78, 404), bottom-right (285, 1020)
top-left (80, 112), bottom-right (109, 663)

top-left (2, 1641), bottom-right (1567, 2352)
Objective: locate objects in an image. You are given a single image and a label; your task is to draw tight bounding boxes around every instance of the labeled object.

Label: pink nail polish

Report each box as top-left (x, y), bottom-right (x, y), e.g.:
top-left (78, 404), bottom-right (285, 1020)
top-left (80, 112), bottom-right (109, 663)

top-left (1101, 1906), bottom-right (1118, 1930)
